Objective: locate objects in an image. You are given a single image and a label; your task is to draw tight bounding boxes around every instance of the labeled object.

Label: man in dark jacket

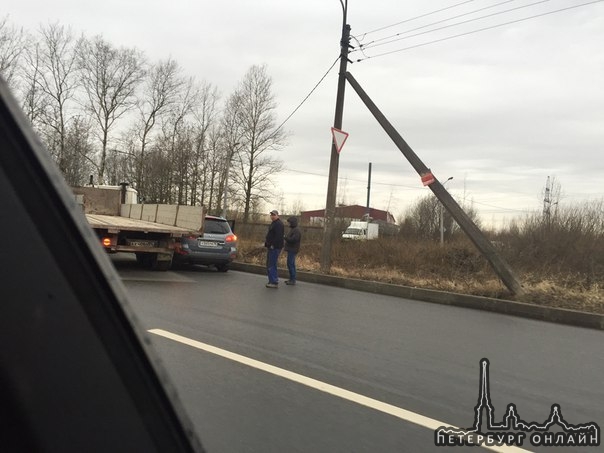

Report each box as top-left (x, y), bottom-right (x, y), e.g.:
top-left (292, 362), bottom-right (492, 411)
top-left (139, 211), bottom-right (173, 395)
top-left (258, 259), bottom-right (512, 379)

top-left (265, 210), bottom-right (284, 288)
top-left (284, 216), bottom-right (301, 285)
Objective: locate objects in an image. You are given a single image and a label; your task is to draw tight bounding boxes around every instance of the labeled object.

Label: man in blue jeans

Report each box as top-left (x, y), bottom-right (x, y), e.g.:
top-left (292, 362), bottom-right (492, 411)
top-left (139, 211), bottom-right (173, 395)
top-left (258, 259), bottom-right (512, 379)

top-left (264, 210), bottom-right (284, 288)
top-left (284, 216), bottom-right (301, 285)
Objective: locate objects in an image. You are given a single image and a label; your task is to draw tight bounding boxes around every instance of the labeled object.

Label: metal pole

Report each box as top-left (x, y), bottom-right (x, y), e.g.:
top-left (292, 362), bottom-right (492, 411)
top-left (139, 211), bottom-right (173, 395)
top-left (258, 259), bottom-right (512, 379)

top-left (440, 177), bottom-right (452, 246)
top-left (320, 0), bottom-right (350, 272)
top-left (440, 203), bottom-right (444, 246)
top-left (366, 162), bottom-right (372, 217)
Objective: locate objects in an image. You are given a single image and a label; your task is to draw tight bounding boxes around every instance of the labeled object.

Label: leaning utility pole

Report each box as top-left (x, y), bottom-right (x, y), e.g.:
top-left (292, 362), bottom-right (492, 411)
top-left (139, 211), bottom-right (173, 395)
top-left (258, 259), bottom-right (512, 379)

top-left (320, 0), bottom-right (351, 272)
top-left (345, 71), bottom-right (523, 295)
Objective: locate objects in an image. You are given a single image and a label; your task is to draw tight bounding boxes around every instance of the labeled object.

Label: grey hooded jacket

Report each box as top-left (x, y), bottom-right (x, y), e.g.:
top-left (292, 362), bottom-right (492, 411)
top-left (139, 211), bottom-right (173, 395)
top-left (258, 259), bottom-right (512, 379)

top-left (284, 216), bottom-right (301, 253)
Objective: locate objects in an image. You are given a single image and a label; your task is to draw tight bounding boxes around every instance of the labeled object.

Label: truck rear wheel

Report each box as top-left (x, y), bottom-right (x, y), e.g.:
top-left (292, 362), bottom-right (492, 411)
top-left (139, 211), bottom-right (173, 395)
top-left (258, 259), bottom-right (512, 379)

top-left (150, 253), bottom-right (172, 271)
top-left (135, 252), bottom-right (152, 267)
top-left (152, 260), bottom-right (171, 271)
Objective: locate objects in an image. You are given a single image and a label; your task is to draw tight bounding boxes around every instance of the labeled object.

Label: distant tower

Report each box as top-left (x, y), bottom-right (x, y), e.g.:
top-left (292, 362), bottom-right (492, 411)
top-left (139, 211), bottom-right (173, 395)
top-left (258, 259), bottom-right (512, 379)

top-left (543, 176), bottom-right (552, 221)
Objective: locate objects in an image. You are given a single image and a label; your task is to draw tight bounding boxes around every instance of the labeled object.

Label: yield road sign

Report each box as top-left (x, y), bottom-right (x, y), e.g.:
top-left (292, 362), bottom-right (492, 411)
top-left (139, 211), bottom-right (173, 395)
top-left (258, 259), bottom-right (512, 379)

top-left (331, 127), bottom-right (349, 154)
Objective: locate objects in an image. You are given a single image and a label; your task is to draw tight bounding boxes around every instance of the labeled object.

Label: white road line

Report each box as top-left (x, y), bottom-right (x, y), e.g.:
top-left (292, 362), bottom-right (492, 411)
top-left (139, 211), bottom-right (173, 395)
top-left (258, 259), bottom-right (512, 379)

top-left (148, 328), bottom-right (533, 453)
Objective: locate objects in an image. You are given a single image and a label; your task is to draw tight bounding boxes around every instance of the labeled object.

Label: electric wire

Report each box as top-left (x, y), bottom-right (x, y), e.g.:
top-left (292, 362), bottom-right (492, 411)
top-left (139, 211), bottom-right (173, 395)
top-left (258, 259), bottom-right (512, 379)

top-left (355, 0), bottom-right (518, 50)
top-left (470, 199), bottom-right (531, 212)
top-left (351, 35), bottom-right (372, 61)
top-left (284, 166), bottom-right (534, 213)
top-left (270, 56), bottom-right (340, 140)
top-left (358, 0), bottom-right (476, 37)
top-left (355, 0), bottom-right (604, 62)
top-left (284, 167), bottom-right (440, 191)
top-left (356, 0), bottom-right (552, 52)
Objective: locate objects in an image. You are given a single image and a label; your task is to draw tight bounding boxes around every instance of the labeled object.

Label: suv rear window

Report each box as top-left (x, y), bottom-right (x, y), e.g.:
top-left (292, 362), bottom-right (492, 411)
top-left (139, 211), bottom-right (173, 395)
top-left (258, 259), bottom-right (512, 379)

top-left (203, 219), bottom-right (231, 234)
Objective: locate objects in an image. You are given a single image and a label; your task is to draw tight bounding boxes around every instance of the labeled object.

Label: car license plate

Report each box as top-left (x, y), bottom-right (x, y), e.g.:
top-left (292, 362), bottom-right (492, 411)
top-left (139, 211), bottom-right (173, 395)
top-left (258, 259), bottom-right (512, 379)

top-left (127, 239), bottom-right (158, 247)
top-left (198, 240), bottom-right (218, 247)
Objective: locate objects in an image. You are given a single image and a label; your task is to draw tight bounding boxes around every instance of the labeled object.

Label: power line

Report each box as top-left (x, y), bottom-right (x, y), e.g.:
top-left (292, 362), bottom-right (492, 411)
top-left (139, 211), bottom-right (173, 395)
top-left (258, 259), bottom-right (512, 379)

top-left (283, 166), bottom-right (435, 190)
top-left (284, 166), bottom-right (543, 198)
top-left (470, 199), bottom-right (531, 212)
top-left (271, 55), bottom-right (340, 138)
top-left (354, 0), bottom-right (519, 51)
top-left (355, 0), bottom-right (604, 62)
top-left (283, 167), bottom-right (548, 211)
top-left (358, 0), bottom-right (476, 37)
top-left (356, 0), bottom-right (551, 52)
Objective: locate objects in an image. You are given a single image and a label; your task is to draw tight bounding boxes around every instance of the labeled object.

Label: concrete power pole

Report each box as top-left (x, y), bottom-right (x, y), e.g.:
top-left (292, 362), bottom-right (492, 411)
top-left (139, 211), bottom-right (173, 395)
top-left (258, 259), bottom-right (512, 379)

top-left (320, 0), bottom-right (351, 272)
top-left (345, 71), bottom-right (523, 295)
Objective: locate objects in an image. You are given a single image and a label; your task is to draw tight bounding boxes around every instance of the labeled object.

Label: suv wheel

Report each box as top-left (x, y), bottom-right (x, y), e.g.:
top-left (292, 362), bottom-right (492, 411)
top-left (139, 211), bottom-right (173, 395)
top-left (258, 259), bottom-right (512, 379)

top-left (215, 264), bottom-right (229, 272)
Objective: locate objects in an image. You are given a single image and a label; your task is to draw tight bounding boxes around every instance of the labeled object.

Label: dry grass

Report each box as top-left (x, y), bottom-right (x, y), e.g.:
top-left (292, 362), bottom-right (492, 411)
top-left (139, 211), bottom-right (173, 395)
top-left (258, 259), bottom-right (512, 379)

top-left (236, 237), bottom-right (604, 315)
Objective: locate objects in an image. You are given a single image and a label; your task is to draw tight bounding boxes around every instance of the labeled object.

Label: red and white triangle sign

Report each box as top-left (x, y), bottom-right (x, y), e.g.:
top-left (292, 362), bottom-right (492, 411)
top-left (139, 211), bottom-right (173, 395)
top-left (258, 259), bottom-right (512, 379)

top-left (331, 127), bottom-right (349, 154)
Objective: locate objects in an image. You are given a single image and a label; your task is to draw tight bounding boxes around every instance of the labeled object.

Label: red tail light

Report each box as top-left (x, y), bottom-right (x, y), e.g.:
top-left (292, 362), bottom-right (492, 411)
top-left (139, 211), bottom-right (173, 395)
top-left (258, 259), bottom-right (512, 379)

top-left (225, 234), bottom-right (237, 243)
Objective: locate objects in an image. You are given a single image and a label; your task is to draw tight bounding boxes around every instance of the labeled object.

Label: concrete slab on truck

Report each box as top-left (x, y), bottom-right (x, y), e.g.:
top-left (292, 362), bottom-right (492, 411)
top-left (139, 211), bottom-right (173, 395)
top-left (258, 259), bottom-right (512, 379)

top-left (86, 214), bottom-right (197, 235)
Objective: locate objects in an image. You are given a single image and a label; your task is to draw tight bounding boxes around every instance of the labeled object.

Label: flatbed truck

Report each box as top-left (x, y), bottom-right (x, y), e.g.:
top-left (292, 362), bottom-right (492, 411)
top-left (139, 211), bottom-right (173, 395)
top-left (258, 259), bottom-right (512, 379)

top-left (73, 184), bottom-right (203, 270)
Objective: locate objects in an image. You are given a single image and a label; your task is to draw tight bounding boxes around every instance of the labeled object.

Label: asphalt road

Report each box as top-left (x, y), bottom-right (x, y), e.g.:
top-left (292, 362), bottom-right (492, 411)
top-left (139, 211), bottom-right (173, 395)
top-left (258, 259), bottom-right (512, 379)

top-left (112, 255), bottom-right (604, 453)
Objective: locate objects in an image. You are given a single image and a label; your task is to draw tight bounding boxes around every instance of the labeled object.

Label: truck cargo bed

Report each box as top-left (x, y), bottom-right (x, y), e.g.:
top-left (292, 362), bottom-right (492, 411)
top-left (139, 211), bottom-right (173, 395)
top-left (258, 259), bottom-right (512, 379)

top-left (86, 214), bottom-right (196, 235)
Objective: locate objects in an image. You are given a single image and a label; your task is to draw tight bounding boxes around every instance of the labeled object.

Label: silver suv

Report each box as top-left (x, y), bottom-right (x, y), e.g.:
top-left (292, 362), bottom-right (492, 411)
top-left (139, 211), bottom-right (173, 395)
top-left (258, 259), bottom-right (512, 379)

top-left (173, 216), bottom-right (237, 272)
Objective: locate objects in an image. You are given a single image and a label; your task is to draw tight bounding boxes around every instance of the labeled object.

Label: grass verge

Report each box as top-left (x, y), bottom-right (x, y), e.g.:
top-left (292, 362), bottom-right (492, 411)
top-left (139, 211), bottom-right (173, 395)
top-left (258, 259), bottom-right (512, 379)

top-left (236, 238), bottom-right (604, 315)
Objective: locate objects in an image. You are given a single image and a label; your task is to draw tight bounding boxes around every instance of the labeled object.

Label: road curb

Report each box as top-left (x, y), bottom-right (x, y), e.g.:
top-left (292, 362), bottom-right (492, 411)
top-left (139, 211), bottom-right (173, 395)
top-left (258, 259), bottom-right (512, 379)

top-left (231, 262), bottom-right (604, 331)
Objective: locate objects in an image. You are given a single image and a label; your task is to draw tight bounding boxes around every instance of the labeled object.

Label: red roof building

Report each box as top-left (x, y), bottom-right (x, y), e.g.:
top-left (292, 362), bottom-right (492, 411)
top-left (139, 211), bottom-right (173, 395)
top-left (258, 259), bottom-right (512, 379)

top-left (300, 204), bottom-right (396, 225)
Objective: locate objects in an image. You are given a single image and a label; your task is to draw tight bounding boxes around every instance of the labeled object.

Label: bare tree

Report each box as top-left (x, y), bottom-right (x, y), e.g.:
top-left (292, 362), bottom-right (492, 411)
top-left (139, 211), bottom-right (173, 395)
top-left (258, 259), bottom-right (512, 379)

top-left (289, 198), bottom-right (306, 216)
top-left (216, 91), bottom-right (244, 215)
top-left (162, 77), bottom-right (199, 204)
top-left (189, 81), bottom-right (219, 207)
top-left (142, 139), bottom-right (173, 203)
top-left (20, 39), bottom-right (47, 125)
top-left (34, 23), bottom-right (80, 174)
top-left (105, 127), bottom-right (139, 186)
top-left (202, 125), bottom-right (225, 213)
top-left (402, 195), bottom-right (440, 239)
top-left (62, 115), bottom-right (95, 185)
top-left (226, 65), bottom-right (286, 222)
top-left (134, 57), bottom-right (182, 191)
top-left (0, 16), bottom-right (28, 90)
top-left (401, 194), bottom-right (481, 241)
top-left (78, 35), bottom-right (145, 183)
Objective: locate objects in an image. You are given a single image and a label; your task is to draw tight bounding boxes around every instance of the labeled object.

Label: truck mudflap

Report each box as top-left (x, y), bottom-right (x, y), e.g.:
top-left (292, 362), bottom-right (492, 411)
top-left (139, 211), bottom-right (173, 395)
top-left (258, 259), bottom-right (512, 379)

top-left (135, 252), bottom-right (173, 271)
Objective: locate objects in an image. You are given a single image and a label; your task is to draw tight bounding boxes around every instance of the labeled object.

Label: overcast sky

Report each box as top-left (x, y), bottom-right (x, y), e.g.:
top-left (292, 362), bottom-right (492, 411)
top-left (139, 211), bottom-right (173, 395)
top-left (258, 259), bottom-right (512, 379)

top-left (5, 0), bottom-right (604, 227)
